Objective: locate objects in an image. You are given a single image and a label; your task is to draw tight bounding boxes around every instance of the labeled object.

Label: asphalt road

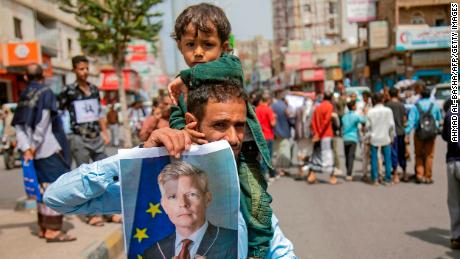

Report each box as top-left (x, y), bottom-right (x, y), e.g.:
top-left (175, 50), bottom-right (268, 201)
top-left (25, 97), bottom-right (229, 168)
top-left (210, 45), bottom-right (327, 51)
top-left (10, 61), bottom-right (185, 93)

top-left (269, 137), bottom-right (460, 259)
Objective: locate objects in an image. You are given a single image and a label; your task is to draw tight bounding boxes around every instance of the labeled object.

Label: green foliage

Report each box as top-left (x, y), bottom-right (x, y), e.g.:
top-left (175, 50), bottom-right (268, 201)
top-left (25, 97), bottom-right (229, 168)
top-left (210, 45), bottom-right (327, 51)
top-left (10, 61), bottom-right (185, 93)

top-left (58, 0), bottom-right (163, 66)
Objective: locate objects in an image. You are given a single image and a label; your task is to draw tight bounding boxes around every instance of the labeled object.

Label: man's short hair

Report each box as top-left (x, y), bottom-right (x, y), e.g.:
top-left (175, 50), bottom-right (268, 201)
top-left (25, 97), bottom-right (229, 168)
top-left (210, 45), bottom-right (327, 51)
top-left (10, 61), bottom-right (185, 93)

top-left (362, 91), bottom-right (371, 98)
top-left (389, 88), bottom-right (399, 98)
top-left (347, 100), bottom-right (356, 110)
top-left (26, 63), bottom-right (44, 81)
top-left (323, 91), bottom-right (333, 101)
top-left (172, 3), bottom-right (231, 44)
top-left (72, 55), bottom-right (89, 69)
top-left (372, 92), bottom-right (384, 104)
top-left (187, 79), bottom-right (248, 122)
top-left (421, 87), bottom-right (431, 98)
top-left (158, 160), bottom-right (209, 194)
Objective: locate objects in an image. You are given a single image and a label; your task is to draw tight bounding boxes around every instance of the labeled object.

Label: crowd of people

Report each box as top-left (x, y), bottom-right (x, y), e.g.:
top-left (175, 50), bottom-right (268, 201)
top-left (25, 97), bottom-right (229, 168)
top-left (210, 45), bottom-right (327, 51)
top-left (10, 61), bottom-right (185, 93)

top-left (253, 82), bottom-right (444, 187)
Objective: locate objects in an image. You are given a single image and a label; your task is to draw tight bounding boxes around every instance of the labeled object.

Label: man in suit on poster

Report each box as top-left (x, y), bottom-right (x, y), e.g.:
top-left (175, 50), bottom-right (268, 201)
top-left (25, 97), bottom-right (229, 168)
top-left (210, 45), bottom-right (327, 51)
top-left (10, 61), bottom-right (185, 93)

top-left (143, 160), bottom-right (237, 259)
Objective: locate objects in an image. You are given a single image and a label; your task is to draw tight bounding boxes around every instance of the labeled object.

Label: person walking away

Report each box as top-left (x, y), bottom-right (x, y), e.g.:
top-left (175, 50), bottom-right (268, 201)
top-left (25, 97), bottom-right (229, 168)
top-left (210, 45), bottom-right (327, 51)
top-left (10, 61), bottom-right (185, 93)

top-left (366, 93), bottom-right (395, 186)
top-left (405, 87), bottom-right (442, 184)
top-left (442, 99), bottom-right (460, 249)
top-left (106, 104), bottom-right (120, 147)
top-left (256, 92), bottom-right (277, 181)
top-left (360, 91), bottom-right (373, 182)
top-left (12, 64), bottom-right (76, 242)
top-left (306, 92), bottom-right (337, 185)
top-left (385, 88), bottom-right (408, 183)
top-left (341, 100), bottom-right (366, 181)
top-left (271, 93), bottom-right (292, 175)
top-left (294, 96), bottom-right (314, 180)
top-left (59, 55), bottom-right (119, 226)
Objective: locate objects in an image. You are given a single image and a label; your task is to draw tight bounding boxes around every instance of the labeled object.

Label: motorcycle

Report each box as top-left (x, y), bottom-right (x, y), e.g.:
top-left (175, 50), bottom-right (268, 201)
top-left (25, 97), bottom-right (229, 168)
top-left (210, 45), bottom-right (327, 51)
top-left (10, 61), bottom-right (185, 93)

top-left (1, 135), bottom-right (20, 170)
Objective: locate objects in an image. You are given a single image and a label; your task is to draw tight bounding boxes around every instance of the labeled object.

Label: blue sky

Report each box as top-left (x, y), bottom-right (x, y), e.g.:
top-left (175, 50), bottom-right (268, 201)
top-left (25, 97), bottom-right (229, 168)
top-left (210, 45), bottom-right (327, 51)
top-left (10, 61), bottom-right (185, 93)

top-left (153, 0), bottom-right (273, 74)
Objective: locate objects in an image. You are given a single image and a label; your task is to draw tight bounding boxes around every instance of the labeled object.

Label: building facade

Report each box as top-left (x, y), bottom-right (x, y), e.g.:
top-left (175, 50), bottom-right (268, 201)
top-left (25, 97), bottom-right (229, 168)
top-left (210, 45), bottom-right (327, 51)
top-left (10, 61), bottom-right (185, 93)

top-left (368, 0), bottom-right (452, 90)
top-left (0, 0), bottom-right (98, 103)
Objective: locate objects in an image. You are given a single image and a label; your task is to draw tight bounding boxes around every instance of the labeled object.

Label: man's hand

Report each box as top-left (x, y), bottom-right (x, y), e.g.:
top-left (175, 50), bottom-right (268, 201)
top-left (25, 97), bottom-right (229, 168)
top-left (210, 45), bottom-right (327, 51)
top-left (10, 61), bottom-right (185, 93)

top-left (101, 131), bottom-right (110, 145)
top-left (23, 149), bottom-right (34, 164)
top-left (144, 128), bottom-right (192, 158)
top-left (405, 135), bottom-right (410, 144)
top-left (168, 77), bottom-right (188, 106)
top-left (184, 121), bottom-right (208, 145)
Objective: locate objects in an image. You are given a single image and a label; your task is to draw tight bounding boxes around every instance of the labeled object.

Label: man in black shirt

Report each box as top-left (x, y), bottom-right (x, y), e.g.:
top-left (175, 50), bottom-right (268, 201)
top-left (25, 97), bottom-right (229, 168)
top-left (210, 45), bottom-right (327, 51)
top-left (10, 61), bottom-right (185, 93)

top-left (59, 55), bottom-right (120, 226)
top-left (385, 88), bottom-right (407, 183)
top-left (442, 99), bottom-right (460, 249)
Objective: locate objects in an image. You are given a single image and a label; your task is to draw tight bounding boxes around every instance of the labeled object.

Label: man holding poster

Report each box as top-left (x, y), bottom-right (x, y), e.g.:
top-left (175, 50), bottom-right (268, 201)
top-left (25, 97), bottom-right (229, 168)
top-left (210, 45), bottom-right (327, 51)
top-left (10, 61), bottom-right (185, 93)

top-left (45, 81), bottom-right (295, 258)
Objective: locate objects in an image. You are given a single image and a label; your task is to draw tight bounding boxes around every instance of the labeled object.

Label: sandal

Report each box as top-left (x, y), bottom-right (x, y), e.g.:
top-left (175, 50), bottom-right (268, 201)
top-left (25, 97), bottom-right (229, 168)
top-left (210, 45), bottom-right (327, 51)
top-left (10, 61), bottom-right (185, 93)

top-left (87, 216), bottom-right (105, 227)
top-left (46, 232), bottom-right (77, 243)
top-left (105, 214), bottom-right (123, 223)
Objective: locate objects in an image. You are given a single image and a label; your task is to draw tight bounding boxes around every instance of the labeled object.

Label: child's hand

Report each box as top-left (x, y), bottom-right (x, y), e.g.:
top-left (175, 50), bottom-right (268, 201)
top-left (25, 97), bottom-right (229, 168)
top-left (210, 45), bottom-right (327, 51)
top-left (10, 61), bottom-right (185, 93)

top-left (184, 121), bottom-right (208, 145)
top-left (168, 77), bottom-right (188, 106)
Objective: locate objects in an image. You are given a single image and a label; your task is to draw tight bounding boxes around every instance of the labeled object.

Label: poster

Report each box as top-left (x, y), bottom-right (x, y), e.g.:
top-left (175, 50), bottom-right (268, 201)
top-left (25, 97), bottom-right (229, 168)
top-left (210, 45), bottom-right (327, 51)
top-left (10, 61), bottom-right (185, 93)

top-left (119, 140), bottom-right (240, 259)
top-left (73, 98), bottom-right (100, 123)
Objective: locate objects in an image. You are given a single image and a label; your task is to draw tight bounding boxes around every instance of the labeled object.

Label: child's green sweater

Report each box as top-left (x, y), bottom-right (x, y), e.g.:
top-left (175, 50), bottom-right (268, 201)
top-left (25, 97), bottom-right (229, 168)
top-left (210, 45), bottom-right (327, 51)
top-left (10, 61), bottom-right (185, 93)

top-left (169, 54), bottom-right (274, 258)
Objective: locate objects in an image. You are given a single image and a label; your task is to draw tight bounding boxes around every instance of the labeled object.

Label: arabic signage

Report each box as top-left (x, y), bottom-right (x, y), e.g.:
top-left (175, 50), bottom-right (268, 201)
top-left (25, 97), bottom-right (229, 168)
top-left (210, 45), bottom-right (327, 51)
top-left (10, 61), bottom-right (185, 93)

top-left (347, 0), bottom-right (376, 23)
top-left (396, 26), bottom-right (450, 51)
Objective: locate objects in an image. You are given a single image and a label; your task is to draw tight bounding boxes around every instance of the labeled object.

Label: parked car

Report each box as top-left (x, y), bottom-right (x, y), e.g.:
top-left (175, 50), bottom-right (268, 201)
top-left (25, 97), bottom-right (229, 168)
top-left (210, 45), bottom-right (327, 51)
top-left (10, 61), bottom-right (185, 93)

top-left (430, 83), bottom-right (450, 111)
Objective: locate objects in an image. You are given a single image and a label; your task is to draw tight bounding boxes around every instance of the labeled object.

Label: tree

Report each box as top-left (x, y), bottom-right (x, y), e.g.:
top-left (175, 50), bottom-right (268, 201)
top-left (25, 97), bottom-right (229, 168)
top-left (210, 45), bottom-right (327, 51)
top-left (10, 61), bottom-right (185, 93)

top-left (59, 0), bottom-right (162, 147)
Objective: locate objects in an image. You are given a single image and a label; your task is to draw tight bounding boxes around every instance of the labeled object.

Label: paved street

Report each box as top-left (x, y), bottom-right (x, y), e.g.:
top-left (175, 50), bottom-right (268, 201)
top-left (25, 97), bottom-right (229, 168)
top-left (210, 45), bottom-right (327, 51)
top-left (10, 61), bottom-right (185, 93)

top-left (270, 137), bottom-right (460, 259)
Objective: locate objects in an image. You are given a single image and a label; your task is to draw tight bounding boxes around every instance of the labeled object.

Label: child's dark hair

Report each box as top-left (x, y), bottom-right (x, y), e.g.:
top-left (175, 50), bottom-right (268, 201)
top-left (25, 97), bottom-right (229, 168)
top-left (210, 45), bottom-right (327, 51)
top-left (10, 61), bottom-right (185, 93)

top-left (72, 55), bottom-right (89, 69)
top-left (172, 3), bottom-right (231, 44)
top-left (347, 100), bottom-right (356, 110)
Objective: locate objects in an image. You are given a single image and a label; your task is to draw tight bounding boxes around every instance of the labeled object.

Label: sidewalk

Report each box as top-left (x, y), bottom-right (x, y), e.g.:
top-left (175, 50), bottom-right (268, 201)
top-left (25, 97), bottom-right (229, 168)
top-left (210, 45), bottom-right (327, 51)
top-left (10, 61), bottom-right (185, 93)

top-left (0, 201), bottom-right (125, 259)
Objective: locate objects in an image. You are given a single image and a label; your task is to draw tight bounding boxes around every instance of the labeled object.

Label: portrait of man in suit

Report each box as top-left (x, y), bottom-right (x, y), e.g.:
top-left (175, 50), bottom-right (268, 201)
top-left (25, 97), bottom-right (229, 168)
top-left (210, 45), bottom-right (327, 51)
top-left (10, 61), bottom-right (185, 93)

top-left (143, 160), bottom-right (237, 259)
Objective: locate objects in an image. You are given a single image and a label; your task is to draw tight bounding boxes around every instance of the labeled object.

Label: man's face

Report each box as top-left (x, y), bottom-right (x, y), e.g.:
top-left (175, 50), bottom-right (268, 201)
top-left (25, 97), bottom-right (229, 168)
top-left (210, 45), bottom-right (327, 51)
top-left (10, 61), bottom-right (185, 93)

top-left (177, 23), bottom-right (228, 67)
top-left (197, 99), bottom-right (247, 158)
top-left (73, 62), bottom-right (89, 81)
top-left (161, 175), bottom-right (211, 231)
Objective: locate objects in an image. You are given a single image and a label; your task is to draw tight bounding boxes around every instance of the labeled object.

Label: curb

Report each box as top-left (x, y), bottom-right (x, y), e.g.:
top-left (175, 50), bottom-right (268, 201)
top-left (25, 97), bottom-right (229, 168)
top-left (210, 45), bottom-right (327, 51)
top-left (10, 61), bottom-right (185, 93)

top-left (80, 226), bottom-right (124, 259)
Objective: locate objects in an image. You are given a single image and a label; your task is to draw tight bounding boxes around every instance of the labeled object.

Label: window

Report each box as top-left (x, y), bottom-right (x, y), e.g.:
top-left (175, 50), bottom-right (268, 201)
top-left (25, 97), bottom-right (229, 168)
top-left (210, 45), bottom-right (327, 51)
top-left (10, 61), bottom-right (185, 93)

top-left (67, 38), bottom-right (72, 56)
top-left (329, 2), bottom-right (337, 14)
top-left (329, 18), bottom-right (335, 30)
top-left (435, 11), bottom-right (447, 26)
top-left (303, 4), bottom-right (311, 12)
top-left (13, 17), bottom-right (22, 39)
top-left (410, 11), bottom-right (426, 24)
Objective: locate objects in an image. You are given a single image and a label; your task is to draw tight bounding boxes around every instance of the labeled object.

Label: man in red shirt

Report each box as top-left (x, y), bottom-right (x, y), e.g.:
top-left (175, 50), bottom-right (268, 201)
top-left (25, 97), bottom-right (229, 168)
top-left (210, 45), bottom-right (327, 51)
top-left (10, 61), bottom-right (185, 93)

top-left (307, 92), bottom-right (337, 184)
top-left (256, 92), bottom-right (277, 180)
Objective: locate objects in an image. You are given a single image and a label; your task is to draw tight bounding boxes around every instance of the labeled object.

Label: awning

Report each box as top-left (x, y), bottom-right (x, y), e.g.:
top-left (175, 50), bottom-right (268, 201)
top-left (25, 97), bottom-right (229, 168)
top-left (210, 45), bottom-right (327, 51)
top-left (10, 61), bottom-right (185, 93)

top-left (100, 69), bottom-right (141, 91)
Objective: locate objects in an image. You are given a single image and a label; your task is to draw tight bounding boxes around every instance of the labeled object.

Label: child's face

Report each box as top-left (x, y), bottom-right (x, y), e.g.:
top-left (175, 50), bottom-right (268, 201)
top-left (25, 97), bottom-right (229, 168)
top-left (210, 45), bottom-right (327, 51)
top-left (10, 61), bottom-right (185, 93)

top-left (177, 23), bottom-right (228, 67)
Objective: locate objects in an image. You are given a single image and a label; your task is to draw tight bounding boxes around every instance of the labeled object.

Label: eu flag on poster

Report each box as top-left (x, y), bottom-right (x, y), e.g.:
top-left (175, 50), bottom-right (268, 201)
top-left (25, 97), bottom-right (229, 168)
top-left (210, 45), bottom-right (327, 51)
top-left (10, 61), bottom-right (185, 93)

top-left (119, 141), bottom-right (240, 259)
top-left (119, 154), bottom-right (174, 259)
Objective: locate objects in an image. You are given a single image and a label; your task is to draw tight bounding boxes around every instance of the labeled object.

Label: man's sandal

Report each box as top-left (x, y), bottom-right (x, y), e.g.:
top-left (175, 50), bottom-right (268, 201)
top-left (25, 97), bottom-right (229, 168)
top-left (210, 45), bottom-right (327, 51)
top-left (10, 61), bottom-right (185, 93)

top-left (87, 216), bottom-right (105, 226)
top-left (46, 232), bottom-right (77, 243)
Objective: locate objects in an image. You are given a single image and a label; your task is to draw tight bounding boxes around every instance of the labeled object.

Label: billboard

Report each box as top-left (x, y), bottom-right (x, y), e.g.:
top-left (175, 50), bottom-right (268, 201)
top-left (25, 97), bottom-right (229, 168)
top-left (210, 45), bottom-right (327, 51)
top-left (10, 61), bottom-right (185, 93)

top-left (347, 0), bottom-right (376, 23)
top-left (284, 52), bottom-right (314, 71)
top-left (396, 26), bottom-right (450, 51)
top-left (368, 21), bottom-right (389, 49)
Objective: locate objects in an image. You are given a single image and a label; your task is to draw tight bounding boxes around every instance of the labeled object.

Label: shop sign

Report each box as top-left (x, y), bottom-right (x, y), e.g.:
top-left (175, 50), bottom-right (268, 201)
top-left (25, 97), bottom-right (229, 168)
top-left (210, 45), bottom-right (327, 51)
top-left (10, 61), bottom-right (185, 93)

top-left (396, 26), bottom-right (450, 51)
top-left (100, 69), bottom-right (140, 91)
top-left (347, 0), bottom-right (376, 23)
top-left (411, 51), bottom-right (450, 66)
top-left (284, 52), bottom-right (314, 71)
top-left (301, 69), bottom-right (325, 82)
top-left (288, 40), bottom-right (313, 53)
top-left (3, 41), bottom-right (42, 67)
top-left (368, 20), bottom-right (389, 49)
